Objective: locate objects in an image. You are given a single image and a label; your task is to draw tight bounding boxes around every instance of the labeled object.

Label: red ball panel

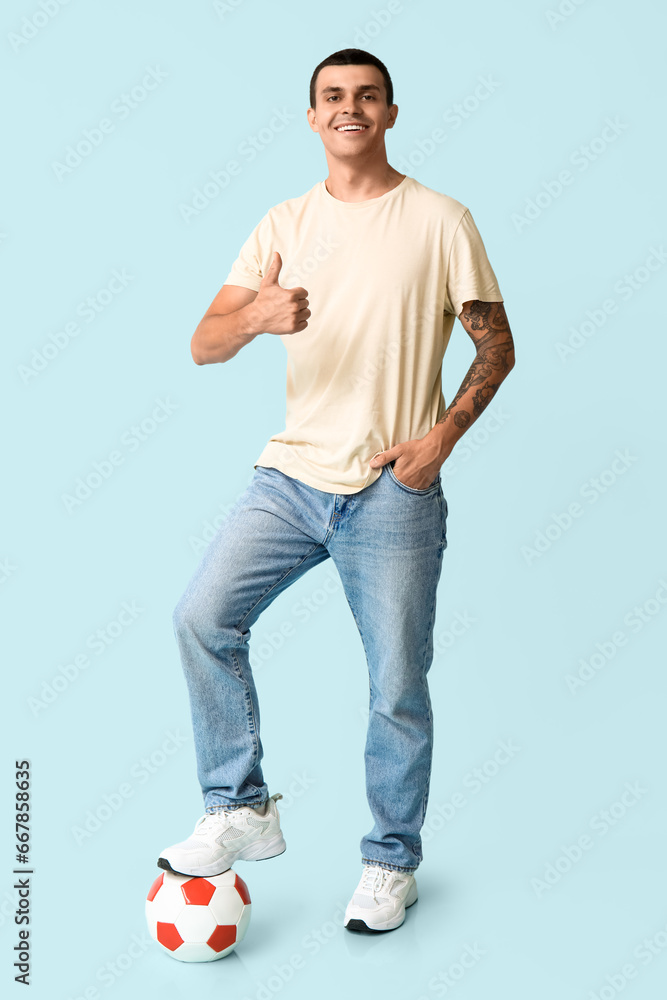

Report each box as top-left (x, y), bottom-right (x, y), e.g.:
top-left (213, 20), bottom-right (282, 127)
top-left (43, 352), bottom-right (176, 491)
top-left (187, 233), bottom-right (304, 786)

top-left (234, 873), bottom-right (251, 905)
top-left (181, 877), bottom-right (216, 906)
top-left (146, 872), bottom-right (164, 902)
top-left (207, 924), bottom-right (237, 952)
top-left (156, 921), bottom-right (184, 951)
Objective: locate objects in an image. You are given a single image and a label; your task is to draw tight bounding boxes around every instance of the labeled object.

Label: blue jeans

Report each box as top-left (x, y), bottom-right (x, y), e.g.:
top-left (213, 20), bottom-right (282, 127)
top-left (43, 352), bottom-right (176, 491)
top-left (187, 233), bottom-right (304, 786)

top-left (173, 462), bottom-right (448, 873)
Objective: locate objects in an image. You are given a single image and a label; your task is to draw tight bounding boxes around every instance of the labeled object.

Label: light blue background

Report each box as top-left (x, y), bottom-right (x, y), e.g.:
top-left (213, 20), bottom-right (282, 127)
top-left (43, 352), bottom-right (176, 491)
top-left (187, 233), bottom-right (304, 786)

top-left (3, 0), bottom-right (666, 997)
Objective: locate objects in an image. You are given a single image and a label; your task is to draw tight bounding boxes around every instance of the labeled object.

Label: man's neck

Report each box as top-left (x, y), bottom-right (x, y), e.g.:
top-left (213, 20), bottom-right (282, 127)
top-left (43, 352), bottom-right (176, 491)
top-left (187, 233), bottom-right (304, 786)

top-left (323, 165), bottom-right (405, 203)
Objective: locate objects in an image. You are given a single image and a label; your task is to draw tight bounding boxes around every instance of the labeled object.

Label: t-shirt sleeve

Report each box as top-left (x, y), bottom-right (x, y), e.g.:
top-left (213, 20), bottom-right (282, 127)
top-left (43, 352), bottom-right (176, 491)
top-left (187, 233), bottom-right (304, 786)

top-left (222, 212), bottom-right (272, 292)
top-left (443, 208), bottom-right (504, 318)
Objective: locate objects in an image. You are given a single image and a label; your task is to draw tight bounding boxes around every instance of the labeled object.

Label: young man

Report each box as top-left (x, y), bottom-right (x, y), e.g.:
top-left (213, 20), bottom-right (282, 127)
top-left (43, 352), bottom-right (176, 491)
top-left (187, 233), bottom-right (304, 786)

top-left (158, 48), bottom-right (515, 934)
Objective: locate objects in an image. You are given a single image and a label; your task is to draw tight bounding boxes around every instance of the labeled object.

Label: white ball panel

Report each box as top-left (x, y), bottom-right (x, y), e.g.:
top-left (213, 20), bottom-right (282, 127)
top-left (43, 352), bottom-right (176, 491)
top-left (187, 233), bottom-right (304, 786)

top-left (171, 941), bottom-right (220, 963)
top-left (206, 870), bottom-right (239, 889)
top-left (209, 885), bottom-right (244, 923)
top-left (153, 875), bottom-right (188, 920)
top-left (175, 905), bottom-right (217, 942)
top-left (145, 902), bottom-right (158, 940)
top-left (236, 904), bottom-right (252, 943)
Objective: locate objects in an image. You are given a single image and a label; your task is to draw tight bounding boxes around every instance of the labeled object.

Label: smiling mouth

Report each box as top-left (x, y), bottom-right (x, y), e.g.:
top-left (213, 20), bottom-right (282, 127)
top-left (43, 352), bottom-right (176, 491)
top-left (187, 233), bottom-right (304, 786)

top-left (335, 124), bottom-right (370, 132)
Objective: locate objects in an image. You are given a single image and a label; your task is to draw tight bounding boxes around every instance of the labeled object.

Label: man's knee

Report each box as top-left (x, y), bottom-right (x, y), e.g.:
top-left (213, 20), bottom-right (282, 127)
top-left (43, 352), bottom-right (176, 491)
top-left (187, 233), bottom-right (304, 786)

top-left (172, 594), bottom-right (198, 637)
top-left (172, 592), bottom-right (237, 646)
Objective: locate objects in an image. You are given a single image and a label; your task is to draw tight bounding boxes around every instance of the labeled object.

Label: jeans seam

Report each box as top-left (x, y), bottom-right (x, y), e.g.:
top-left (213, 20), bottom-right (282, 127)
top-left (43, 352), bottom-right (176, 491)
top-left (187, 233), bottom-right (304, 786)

top-left (230, 646), bottom-right (260, 763)
top-left (234, 541), bottom-right (324, 769)
top-left (340, 587), bottom-right (368, 655)
top-left (236, 541), bottom-right (322, 630)
top-left (416, 551), bottom-right (441, 855)
top-left (344, 577), bottom-right (421, 869)
top-left (338, 583), bottom-right (374, 714)
top-left (206, 800), bottom-right (266, 813)
top-left (361, 858), bottom-right (418, 873)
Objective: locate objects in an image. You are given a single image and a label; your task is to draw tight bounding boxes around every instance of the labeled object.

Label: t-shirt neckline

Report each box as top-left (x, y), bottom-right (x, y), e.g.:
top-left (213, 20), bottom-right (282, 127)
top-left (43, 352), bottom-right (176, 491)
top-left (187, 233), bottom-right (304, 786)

top-left (319, 174), bottom-right (410, 209)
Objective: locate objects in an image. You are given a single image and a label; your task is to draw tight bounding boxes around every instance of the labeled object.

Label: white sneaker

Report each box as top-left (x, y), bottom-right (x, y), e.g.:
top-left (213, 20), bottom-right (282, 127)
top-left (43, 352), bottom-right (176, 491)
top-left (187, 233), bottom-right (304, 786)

top-left (157, 792), bottom-right (286, 877)
top-left (344, 864), bottom-right (418, 932)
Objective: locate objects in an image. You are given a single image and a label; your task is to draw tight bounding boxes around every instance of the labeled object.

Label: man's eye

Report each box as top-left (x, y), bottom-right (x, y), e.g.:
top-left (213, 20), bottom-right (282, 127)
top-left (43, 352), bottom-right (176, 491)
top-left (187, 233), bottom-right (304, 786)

top-left (326, 95), bottom-right (375, 101)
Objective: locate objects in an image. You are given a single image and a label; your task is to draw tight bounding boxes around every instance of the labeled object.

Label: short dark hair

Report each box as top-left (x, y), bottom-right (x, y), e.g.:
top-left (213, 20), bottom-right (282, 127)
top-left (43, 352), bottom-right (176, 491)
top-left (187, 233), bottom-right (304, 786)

top-left (309, 48), bottom-right (394, 110)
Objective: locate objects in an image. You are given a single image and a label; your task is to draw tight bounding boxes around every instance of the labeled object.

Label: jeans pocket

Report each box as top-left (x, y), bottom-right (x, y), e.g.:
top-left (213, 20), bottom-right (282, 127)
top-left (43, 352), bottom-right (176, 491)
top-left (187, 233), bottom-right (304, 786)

top-left (386, 461), bottom-right (441, 495)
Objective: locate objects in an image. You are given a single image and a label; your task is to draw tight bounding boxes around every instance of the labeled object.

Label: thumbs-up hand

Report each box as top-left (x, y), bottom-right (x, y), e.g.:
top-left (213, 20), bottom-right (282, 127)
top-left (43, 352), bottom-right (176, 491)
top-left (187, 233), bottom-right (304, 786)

top-left (252, 251), bottom-right (310, 335)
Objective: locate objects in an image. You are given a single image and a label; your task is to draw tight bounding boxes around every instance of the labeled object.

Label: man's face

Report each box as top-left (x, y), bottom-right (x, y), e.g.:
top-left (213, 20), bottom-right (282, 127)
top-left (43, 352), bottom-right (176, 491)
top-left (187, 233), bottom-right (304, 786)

top-left (307, 63), bottom-right (398, 155)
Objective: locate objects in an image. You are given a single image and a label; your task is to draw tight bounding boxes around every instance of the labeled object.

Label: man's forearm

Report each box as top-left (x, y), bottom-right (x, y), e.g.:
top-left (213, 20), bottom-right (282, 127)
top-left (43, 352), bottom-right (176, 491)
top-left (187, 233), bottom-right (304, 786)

top-left (428, 340), bottom-right (515, 462)
top-left (191, 303), bottom-right (264, 365)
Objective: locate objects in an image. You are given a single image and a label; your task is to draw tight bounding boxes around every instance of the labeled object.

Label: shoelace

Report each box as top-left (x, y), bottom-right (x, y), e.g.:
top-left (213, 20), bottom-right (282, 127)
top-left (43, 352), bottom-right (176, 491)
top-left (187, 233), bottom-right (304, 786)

top-left (194, 809), bottom-right (247, 835)
top-left (194, 796), bottom-right (276, 836)
top-left (360, 865), bottom-right (392, 898)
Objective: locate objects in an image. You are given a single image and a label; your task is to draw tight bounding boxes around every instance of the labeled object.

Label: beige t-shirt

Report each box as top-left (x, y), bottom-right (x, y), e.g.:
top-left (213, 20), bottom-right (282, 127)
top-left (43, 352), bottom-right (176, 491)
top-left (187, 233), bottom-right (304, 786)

top-left (224, 174), bottom-right (503, 494)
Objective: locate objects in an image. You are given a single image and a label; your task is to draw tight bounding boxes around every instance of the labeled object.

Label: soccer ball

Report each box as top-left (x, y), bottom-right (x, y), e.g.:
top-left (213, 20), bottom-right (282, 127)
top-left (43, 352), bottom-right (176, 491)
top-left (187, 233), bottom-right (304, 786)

top-left (145, 869), bottom-right (252, 962)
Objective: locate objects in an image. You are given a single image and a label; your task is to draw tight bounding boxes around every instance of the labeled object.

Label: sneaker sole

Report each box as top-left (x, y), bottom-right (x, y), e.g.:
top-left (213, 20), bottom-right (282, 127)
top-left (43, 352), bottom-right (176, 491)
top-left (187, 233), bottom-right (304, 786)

top-left (157, 834), bottom-right (287, 878)
top-left (344, 882), bottom-right (418, 933)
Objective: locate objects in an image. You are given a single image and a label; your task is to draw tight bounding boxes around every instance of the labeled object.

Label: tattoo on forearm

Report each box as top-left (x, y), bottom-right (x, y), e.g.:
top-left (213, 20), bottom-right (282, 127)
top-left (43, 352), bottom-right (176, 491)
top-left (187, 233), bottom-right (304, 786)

top-left (438, 301), bottom-right (514, 428)
top-left (472, 381), bottom-right (502, 416)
